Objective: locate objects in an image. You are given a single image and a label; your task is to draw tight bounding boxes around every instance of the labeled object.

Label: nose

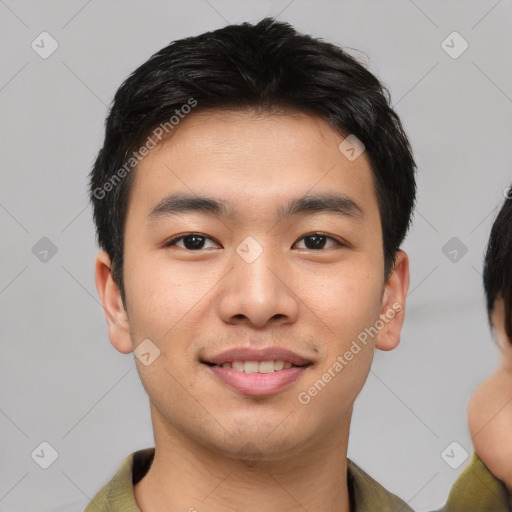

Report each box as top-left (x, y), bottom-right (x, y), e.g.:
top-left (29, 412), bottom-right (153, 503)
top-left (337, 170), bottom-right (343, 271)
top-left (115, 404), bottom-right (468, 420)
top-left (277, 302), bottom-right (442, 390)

top-left (217, 243), bottom-right (300, 329)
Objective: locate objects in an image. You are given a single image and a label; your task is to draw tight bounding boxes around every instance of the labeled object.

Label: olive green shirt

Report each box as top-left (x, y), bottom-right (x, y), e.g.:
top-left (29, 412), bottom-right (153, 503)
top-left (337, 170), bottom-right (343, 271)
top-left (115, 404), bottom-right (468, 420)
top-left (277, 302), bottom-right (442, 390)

top-left (84, 448), bottom-right (510, 511)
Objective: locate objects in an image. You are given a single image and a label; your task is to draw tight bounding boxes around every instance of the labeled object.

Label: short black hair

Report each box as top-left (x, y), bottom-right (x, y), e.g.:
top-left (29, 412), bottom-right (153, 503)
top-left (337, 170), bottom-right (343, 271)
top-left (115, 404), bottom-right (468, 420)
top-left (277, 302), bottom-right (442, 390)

top-left (483, 188), bottom-right (512, 343)
top-left (89, 17), bottom-right (417, 308)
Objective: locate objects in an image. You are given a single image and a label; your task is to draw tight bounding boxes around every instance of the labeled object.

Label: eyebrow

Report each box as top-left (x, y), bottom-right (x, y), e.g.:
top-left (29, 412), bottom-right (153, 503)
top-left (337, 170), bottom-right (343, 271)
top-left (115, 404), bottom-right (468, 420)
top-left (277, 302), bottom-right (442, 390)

top-left (147, 192), bottom-right (365, 224)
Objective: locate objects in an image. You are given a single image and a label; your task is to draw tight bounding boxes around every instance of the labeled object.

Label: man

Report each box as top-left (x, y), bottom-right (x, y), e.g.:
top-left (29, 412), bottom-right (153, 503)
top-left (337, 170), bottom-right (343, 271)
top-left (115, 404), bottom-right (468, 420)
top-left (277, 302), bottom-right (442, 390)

top-left (464, 189), bottom-right (512, 507)
top-left (86, 18), bottom-right (510, 511)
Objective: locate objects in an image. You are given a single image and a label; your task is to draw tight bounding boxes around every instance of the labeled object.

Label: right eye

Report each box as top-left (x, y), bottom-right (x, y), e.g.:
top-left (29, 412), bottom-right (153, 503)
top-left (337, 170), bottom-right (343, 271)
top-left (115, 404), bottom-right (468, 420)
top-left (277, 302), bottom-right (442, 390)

top-left (163, 233), bottom-right (220, 250)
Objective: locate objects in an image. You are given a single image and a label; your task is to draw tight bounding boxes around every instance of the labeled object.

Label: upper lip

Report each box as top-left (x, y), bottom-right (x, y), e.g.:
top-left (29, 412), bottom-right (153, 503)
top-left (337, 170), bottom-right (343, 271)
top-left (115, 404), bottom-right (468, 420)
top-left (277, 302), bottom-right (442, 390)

top-left (202, 347), bottom-right (314, 366)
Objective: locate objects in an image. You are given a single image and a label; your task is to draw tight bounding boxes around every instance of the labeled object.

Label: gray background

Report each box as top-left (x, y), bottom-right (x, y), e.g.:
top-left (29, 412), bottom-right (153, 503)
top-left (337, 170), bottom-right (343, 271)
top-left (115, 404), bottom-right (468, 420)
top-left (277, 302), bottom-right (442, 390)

top-left (1, 0), bottom-right (511, 510)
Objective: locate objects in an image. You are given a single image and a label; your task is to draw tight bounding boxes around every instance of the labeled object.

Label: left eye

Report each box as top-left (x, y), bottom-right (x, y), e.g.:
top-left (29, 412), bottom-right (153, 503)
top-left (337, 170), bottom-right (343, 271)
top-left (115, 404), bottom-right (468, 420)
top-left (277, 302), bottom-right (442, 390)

top-left (294, 234), bottom-right (341, 250)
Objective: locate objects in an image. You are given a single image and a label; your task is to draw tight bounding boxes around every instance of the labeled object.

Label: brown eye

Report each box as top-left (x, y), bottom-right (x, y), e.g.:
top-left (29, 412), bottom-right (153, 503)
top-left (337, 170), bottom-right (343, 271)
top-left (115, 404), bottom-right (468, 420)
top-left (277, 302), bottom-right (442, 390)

top-left (294, 233), bottom-right (342, 250)
top-left (164, 234), bottom-right (219, 250)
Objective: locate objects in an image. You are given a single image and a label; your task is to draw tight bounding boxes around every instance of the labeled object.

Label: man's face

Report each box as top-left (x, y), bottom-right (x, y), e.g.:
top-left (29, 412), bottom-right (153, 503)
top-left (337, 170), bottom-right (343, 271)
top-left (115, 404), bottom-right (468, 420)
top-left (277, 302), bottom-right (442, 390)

top-left (99, 109), bottom-right (407, 462)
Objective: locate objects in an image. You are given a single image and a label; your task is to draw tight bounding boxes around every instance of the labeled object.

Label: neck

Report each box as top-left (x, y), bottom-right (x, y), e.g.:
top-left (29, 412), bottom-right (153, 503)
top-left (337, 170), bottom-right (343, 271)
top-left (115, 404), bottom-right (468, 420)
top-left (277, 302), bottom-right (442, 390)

top-left (134, 405), bottom-right (352, 512)
top-left (499, 341), bottom-right (512, 374)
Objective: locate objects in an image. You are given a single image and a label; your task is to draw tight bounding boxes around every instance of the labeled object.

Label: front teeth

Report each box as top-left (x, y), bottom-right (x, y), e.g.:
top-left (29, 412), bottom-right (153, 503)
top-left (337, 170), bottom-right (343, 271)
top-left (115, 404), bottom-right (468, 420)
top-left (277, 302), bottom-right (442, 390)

top-left (220, 360), bottom-right (294, 373)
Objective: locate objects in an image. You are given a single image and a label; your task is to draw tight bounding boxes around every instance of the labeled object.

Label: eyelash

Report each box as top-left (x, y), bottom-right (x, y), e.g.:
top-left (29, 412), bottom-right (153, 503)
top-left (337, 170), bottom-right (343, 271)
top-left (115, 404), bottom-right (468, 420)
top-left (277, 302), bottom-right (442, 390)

top-left (163, 232), bottom-right (344, 250)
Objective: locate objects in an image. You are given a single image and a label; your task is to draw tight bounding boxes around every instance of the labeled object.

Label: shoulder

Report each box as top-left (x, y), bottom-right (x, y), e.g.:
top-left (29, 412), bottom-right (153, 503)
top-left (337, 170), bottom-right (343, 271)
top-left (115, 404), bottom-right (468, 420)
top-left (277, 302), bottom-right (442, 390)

top-left (84, 448), bottom-right (155, 512)
top-left (346, 458), bottom-right (414, 511)
top-left (467, 369), bottom-right (512, 490)
top-left (441, 451), bottom-right (511, 511)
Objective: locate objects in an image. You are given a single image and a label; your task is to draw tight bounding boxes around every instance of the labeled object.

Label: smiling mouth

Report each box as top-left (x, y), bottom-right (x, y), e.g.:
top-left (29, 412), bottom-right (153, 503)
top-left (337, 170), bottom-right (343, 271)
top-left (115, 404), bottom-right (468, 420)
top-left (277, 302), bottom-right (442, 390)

top-left (201, 359), bottom-right (312, 396)
top-left (201, 360), bottom-right (312, 373)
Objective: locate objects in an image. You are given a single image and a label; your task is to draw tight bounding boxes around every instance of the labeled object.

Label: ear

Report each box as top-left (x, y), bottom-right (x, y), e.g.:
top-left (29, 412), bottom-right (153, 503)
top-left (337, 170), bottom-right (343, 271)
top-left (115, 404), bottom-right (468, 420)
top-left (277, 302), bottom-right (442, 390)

top-left (375, 250), bottom-right (410, 352)
top-left (94, 251), bottom-right (133, 354)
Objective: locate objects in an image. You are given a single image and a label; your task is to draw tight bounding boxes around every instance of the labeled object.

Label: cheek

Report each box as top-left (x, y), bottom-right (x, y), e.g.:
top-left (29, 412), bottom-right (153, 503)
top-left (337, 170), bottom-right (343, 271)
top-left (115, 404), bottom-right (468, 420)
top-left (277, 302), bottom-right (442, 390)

top-left (124, 256), bottom-right (191, 339)
top-left (296, 265), bottom-right (383, 339)
top-left (128, 246), bottom-right (188, 300)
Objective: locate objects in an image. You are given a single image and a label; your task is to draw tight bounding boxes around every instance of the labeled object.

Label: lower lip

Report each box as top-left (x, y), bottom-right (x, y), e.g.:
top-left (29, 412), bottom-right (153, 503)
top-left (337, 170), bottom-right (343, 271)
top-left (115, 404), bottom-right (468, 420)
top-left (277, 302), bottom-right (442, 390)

top-left (205, 364), bottom-right (310, 396)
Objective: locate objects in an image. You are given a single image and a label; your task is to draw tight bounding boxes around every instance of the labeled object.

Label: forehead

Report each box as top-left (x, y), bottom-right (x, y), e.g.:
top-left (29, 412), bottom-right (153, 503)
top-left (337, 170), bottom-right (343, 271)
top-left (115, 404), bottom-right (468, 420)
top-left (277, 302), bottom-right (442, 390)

top-left (127, 108), bottom-right (379, 224)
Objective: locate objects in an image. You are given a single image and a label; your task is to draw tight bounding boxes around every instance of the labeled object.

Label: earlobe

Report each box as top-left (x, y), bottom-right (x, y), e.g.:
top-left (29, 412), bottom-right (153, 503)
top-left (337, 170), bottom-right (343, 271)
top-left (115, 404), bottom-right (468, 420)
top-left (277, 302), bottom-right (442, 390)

top-left (375, 250), bottom-right (410, 352)
top-left (94, 251), bottom-right (133, 354)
